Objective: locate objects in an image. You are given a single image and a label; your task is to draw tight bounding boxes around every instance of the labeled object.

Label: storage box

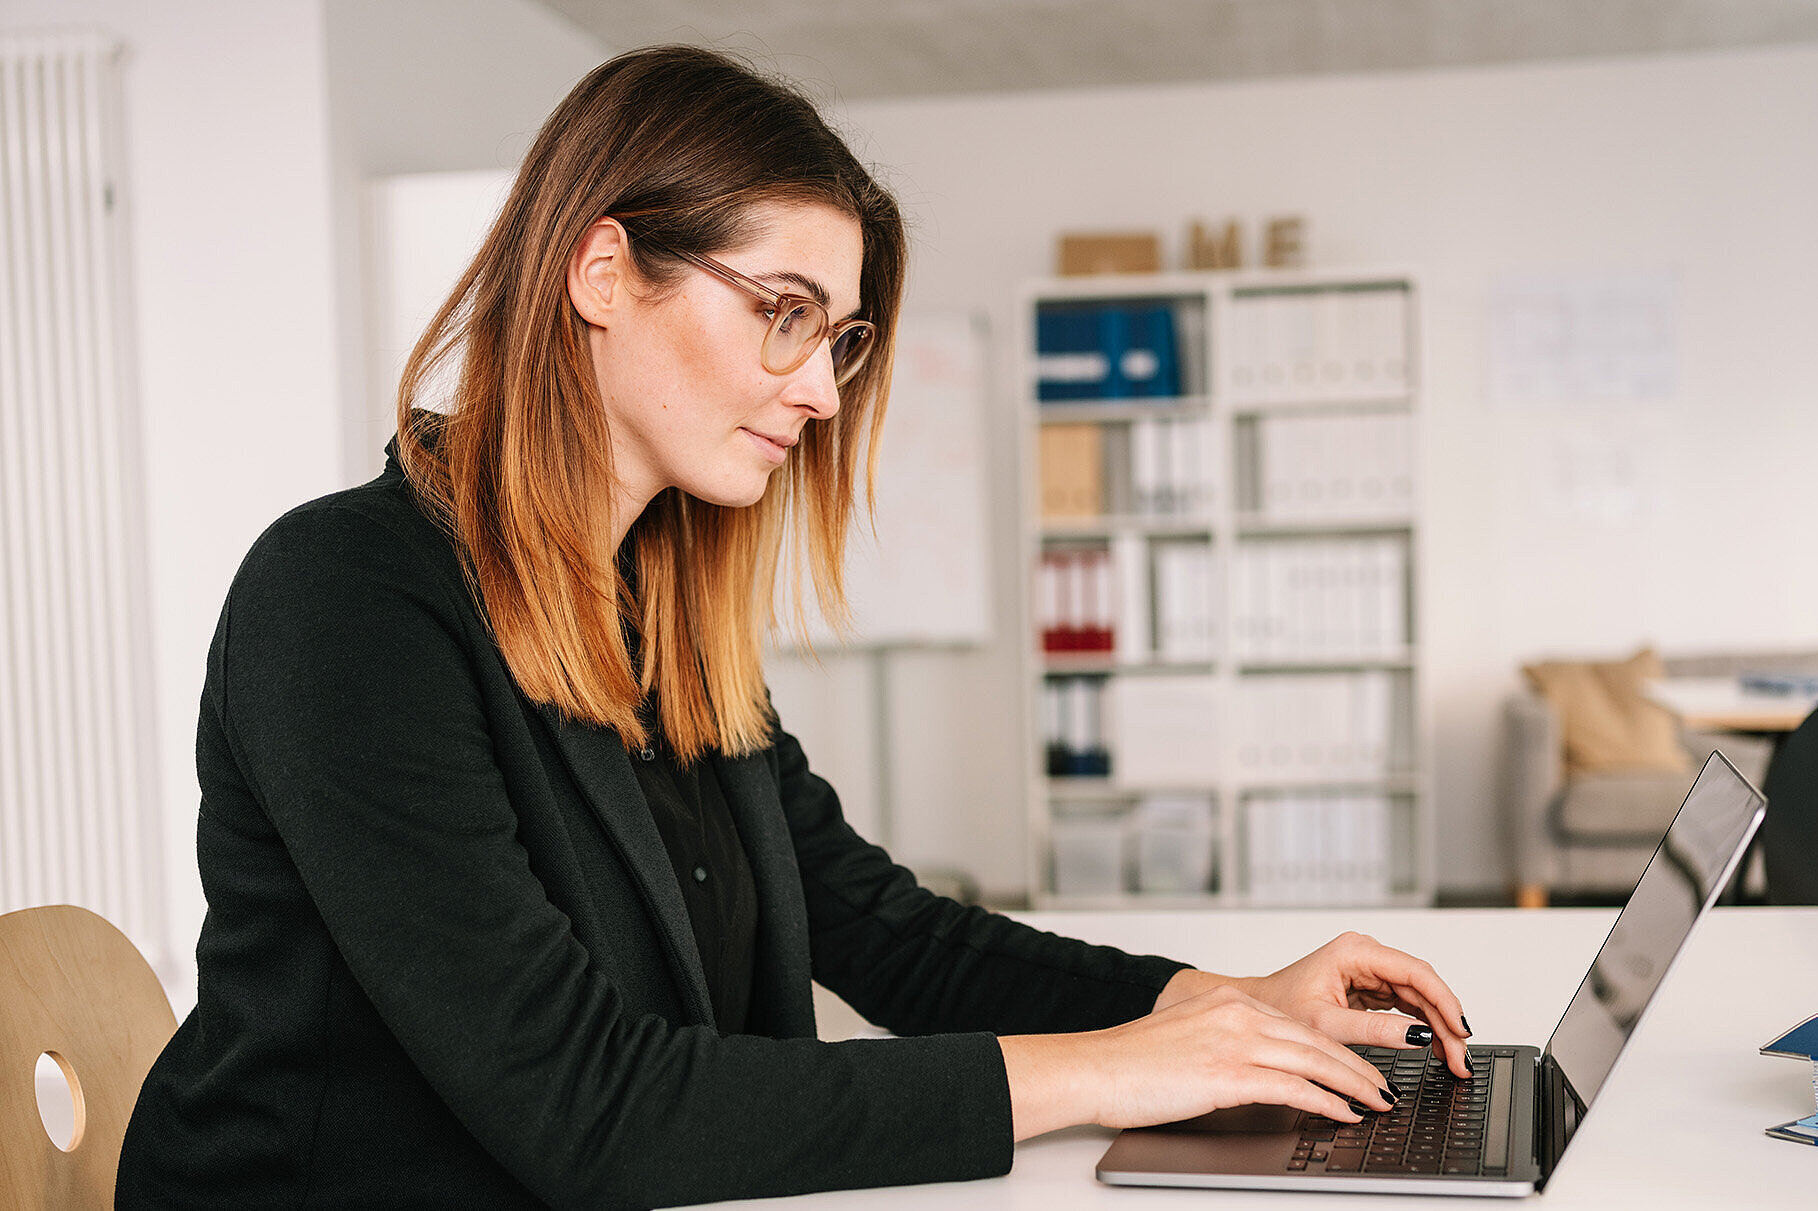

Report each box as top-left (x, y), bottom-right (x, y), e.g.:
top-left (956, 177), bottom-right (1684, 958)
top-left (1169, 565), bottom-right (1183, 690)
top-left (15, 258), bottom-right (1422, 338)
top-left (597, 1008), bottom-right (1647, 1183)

top-left (1051, 813), bottom-right (1128, 896)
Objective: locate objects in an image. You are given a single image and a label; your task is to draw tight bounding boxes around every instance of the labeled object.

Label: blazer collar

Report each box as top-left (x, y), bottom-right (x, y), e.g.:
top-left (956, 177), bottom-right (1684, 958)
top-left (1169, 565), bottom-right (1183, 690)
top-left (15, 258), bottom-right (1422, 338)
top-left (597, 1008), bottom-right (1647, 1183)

top-left (711, 749), bottom-right (814, 1033)
top-left (536, 706), bottom-right (717, 1027)
top-left (536, 707), bottom-right (816, 1036)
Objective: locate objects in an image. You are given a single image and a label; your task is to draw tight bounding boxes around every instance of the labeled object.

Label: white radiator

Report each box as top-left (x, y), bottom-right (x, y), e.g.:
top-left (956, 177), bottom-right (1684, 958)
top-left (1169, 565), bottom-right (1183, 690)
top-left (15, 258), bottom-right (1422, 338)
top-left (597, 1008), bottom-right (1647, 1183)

top-left (0, 29), bottom-right (164, 966)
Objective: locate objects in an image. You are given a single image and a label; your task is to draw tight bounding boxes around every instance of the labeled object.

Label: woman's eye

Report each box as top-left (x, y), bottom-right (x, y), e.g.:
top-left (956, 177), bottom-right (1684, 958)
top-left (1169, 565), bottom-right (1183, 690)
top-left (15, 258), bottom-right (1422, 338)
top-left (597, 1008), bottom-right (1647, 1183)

top-left (776, 302), bottom-right (815, 335)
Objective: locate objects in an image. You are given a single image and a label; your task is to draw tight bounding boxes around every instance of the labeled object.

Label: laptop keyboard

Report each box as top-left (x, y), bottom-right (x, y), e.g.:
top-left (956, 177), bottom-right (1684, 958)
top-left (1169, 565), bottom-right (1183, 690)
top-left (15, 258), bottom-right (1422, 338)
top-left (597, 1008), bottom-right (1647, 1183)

top-left (1288, 1046), bottom-right (1514, 1177)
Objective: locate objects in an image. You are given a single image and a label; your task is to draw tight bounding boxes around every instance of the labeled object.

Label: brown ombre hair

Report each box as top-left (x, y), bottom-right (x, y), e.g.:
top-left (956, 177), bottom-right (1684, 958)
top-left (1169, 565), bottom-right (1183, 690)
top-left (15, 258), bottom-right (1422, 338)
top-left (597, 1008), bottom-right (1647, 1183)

top-left (394, 45), bottom-right (906, 761)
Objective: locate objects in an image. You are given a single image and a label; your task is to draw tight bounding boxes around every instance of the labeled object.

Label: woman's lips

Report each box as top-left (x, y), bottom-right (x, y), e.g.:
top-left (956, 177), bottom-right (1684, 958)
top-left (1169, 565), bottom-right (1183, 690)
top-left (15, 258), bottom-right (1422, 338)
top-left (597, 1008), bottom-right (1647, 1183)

top-left (742, 427), bottom-right (794, 465)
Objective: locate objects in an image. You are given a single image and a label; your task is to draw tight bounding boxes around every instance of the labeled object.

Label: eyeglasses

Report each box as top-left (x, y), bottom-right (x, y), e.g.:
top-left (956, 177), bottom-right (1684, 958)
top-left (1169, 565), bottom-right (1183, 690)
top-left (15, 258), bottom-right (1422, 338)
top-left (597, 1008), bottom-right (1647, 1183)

top-left (637, 236), bottom-right (876, 387)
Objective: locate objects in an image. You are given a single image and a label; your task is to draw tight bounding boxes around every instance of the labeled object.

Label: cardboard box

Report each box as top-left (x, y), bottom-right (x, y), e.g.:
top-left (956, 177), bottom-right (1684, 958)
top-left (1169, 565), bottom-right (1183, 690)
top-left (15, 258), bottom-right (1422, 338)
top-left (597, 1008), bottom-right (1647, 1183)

top-left (1057, 232), bottom-right (1161, 276)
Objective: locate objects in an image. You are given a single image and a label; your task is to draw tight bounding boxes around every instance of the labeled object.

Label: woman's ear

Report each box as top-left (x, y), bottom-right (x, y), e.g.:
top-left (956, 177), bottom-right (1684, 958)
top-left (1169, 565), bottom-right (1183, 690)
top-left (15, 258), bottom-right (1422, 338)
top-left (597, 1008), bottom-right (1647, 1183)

top-left (567, 217), bottom-right (630, 327)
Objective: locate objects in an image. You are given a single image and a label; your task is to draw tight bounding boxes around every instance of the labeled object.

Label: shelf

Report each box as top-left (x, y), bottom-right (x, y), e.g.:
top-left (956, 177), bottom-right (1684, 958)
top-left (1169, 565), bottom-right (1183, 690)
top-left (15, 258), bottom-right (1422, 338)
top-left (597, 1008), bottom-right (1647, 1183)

top-left (1236, 773), bottom-right (1421, 795)
top-left (1044, 773), bottom-right (1420, 798)
top-left (1035, 892), bottom-right (1227, 911)
top-left (1045, 777), bottom-right (1224, 799)
top-left (1236, 652), bottom-right (1417, 673)
top-left (1035, 397), bottom-right (1212, 423)
top-left (1235, 513), bottom-right (1413, 537)
top-left (1023, 270), bottom-right (1431, 910)
top-left (1042, 515), bottom-right (1216, 539)
top-left (1042, 656), bottom-right (1216, 676)
top-left (1229, 394), bottom-right (1414, 416)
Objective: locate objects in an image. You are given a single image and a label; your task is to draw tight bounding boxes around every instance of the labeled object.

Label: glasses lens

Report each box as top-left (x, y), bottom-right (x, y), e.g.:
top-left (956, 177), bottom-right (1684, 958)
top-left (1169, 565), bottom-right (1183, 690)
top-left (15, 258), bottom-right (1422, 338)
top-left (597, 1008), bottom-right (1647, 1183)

top-left (830, 325), bottom-right (874, 386)
top-left (762, 300), bottom-right (825, 374)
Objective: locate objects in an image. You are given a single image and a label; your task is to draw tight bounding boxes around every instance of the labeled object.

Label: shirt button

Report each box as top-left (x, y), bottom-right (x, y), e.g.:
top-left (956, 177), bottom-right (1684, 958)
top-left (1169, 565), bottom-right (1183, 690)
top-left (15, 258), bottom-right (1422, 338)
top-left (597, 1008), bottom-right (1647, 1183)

top-left (692, 866), bottom-right (708, 883)
top-left (639, 747), bottom-right (655, 762)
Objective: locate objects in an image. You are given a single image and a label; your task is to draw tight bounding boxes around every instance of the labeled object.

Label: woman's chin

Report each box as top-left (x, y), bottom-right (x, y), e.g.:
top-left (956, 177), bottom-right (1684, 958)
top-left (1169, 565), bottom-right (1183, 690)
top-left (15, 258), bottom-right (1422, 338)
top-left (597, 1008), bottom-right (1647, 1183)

top-left (688, 475), bottom-right (773, 510)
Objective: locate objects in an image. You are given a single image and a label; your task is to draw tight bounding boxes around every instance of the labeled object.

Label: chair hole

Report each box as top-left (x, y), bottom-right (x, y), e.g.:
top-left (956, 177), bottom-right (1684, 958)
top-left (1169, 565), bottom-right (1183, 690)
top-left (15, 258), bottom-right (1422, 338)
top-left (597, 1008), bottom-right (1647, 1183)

top-left (35, 1051), bottom-right (86, 1151)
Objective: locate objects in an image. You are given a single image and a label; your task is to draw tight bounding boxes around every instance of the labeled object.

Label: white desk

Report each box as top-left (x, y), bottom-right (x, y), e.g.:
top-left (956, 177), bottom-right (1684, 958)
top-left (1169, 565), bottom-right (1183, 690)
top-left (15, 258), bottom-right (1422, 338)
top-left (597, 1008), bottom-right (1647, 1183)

top-left (1645, 676), bottom-right (1818, 733)
top-left (719, 907), bottom-right (1818, 1210)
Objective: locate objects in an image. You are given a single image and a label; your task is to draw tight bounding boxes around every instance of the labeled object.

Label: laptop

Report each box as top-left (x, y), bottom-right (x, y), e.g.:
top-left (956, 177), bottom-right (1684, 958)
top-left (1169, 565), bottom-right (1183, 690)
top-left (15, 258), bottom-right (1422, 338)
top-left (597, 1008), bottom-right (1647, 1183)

top-left (1097, 751), bottom-right (1766, 1197)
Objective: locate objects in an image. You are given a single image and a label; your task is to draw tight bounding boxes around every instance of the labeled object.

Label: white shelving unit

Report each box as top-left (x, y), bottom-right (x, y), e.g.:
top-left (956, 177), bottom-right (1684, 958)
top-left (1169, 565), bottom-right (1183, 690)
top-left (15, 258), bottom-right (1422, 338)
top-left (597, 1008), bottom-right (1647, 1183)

top-left (1019, 270), bottom-right (1433, 909)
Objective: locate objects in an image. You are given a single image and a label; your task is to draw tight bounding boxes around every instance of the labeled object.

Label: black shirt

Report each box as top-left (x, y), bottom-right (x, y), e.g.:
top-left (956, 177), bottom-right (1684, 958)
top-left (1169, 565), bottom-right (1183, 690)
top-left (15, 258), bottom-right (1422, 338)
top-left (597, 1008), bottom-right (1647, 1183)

top-left (626, 723), bottom-right (758, 1034)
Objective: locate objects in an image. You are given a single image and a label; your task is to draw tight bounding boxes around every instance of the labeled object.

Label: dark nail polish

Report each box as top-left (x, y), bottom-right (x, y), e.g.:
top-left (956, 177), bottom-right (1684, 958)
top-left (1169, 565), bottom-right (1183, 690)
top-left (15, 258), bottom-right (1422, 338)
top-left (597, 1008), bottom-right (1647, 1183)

top-left (1464, 1054), bottom-right (1476, 1076)
top-left (1381, 1083), bottom-right (1399, 1106)
top-left (1462, 1016), bottom-right (1473, 1037)
top-left (1346, 1097), bottom-right (1374, 1116)
top-left (1405, 1023), bottom-right (1434, 1046)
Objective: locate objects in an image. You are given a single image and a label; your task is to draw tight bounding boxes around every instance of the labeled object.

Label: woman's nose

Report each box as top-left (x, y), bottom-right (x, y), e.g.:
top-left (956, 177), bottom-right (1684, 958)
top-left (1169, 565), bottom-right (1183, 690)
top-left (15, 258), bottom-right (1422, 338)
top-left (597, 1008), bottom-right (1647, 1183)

top-left (786, 341), bottom-right (842, 420)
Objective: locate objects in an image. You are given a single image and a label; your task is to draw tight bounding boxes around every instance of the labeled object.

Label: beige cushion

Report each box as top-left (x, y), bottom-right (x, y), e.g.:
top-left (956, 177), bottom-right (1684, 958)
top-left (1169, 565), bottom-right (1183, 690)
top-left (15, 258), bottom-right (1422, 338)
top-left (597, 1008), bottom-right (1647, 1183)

top-left (1522, 647), bottom-right (1689, 777)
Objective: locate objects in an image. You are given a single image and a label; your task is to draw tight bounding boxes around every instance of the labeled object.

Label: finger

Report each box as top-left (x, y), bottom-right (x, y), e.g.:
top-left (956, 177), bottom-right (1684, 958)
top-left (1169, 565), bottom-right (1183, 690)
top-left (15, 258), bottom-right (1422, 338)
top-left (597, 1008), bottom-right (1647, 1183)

top-left (1240, 1069), bottom-right (1365, 1124)
top-left (1347, 942), bottom-right (1470, 1040)
top-left (1309, 1005), bottom-right (1438, 1053)
top-left (1258, 1038), bottom-right (1398, 1112)
top-left (1375, 985), bottom-right (1473, 1079)
top-left (1254, 1015), bottom-right (1395, 1107)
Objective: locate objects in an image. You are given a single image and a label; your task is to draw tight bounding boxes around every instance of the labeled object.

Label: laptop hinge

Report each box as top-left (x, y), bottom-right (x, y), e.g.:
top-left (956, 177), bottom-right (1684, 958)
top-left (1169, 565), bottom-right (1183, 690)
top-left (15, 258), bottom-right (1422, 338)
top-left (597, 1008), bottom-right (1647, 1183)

top-left (1535, 1053), bottom-right (1583, 1189)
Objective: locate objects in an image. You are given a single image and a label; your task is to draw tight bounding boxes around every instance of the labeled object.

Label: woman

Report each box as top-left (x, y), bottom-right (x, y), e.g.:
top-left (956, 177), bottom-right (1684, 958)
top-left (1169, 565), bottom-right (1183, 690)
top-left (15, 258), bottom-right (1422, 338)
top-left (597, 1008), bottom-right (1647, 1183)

top-left (118, 45), bottom-right (1470, 1209)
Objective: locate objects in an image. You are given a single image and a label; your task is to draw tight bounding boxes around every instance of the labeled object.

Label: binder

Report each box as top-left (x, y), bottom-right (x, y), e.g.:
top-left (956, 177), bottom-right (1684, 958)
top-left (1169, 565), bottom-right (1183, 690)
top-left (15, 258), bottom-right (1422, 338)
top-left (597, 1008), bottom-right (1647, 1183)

top-left (1035, 302), bottom-right (1109, 402)
top-left (1038, 423), bottom-right (1103, 518)
top-left (1051, 812), bottom-right (1127, 896)
top-left (1132, 793), bottom-right (1216, 894)
top-left (1112, 534), bottom-right (1150, 665)
top-left (1130, 418), bottom-right (1162, 514)
top-left (1109, 674), bottom-right (1219, 786)
top-left (1126, 300), bottom-right (1182, 398)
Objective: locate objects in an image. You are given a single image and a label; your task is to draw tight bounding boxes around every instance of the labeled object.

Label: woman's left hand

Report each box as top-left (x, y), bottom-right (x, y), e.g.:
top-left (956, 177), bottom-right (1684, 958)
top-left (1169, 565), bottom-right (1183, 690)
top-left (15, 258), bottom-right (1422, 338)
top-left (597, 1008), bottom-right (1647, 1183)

top-left (1156, 932), bottom-right (1474, 1078)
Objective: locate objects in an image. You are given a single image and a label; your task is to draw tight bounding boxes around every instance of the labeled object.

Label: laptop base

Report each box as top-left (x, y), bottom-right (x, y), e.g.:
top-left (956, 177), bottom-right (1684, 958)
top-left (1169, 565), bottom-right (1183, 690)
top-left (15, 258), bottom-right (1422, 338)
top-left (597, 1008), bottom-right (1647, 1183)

top-left (1096, 1044), bottom-right (1544, 1197)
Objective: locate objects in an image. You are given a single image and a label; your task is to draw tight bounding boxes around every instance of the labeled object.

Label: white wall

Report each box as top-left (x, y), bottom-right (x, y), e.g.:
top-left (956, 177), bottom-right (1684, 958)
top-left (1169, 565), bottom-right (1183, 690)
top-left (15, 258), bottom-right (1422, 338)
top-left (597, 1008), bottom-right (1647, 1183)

top-left (323, 0), bottom-right (603, 480)
top-left (832, 43), bottom-right (1818, 895)
top-left (1, 0), bottom-right (345, 997)
top-left (0, 0), bottom-right (602, 1008)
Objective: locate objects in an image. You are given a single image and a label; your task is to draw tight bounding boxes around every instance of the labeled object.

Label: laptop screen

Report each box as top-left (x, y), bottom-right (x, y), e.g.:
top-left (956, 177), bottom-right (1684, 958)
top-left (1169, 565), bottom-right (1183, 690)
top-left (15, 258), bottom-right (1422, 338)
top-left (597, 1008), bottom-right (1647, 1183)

top-left (1544, 753), bottom-right (1765, 1111)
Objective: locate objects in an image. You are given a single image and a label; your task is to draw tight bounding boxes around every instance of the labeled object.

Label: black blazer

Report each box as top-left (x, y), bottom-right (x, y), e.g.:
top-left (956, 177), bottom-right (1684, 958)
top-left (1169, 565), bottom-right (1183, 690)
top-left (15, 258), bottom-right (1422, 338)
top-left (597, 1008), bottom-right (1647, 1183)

top-left (117, 447), bottom-right (1184, 1209)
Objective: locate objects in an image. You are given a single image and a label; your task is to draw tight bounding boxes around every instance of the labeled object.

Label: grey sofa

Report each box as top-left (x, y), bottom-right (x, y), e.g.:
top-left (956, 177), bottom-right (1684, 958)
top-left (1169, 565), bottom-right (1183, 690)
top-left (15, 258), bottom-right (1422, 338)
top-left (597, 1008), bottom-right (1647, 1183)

top-left (1498, 650), bottom-right (1816, 906)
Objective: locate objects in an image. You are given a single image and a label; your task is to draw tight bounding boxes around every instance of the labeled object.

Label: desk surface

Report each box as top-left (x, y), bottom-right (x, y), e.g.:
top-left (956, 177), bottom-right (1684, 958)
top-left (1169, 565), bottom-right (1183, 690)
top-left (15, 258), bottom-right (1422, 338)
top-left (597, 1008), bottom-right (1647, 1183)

top-left (719, 907), bottom-right (1818, 1210)
top-left (1646, 676), bottom-right (1817, 732)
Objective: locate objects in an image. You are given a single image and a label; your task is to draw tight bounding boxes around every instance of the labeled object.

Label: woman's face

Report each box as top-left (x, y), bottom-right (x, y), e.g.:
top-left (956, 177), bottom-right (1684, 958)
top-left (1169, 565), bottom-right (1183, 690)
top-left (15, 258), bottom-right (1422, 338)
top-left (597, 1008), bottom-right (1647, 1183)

top-left (576, 200), bottom-right (865, 524)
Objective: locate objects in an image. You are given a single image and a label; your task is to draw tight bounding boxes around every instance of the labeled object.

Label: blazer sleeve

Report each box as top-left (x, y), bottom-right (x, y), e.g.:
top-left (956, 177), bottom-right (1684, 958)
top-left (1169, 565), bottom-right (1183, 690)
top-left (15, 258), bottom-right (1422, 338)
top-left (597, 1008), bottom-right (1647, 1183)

top-left (215, 503), bottom-right (1014, 1210)
top-left (772, 722), bottom-right (1189, 1038)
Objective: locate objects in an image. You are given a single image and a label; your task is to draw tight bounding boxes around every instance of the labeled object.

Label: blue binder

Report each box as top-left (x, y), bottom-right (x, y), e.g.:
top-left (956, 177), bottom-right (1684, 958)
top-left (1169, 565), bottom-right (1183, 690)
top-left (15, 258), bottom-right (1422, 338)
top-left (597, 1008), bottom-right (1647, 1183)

top-left (1035, 302), bottom-right (1111, 402)
top-left (1036, 298), bottom-right (1184, 403)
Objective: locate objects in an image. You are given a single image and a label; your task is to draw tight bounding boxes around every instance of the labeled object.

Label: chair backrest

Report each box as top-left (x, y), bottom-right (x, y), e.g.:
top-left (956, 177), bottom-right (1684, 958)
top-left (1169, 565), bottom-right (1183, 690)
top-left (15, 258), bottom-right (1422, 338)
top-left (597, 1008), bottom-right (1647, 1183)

top-left (1764, 708), bottom-right (1818, 905)
top-left (0, 905), bottom-right (177, 1209)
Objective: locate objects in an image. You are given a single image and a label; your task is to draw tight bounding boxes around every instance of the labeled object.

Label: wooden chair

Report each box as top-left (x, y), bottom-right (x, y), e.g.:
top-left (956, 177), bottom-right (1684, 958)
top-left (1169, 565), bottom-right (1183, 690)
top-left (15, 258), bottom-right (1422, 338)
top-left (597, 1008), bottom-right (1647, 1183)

top-left (0, 905), bottom-right (177, 1208)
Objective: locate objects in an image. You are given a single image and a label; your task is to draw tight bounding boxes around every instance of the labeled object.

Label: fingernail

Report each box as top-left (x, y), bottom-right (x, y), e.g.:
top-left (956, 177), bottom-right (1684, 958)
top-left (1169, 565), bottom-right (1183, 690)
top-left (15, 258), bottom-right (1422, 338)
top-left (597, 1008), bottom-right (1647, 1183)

top-left (1461, 1015), bottom-right (1473, 1037)
top-left (1381, 1083), bottom-right (1399, 1106)
top-left (1405, 1024), bottom-right (1434, 1046)
top-left (1464, 1054), bottom-right (1476, 1076)
top-left (1346, 1097), bottom-right (1375, 1116)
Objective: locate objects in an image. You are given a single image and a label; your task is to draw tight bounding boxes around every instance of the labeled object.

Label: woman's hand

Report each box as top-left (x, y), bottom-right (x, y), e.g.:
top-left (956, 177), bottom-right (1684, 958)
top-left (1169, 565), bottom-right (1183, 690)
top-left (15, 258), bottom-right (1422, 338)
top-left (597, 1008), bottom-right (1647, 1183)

top-left (997, 983), bottom-right (1396, 1141)
top-left (1160, 932), bottom-right (1473, 1079)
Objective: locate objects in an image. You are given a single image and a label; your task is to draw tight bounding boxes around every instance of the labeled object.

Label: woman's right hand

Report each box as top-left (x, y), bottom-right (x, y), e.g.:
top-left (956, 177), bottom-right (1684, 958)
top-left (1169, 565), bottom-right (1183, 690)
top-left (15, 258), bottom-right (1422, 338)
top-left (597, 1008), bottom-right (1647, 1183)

top-left (997, 983), bottom-right (1395, 1141)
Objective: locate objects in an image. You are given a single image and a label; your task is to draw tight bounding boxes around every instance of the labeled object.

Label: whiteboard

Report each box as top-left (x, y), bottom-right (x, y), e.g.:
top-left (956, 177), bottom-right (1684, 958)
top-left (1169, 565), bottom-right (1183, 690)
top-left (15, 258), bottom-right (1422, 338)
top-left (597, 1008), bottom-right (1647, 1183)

top-left (367, 171), bottom-right (992, 650)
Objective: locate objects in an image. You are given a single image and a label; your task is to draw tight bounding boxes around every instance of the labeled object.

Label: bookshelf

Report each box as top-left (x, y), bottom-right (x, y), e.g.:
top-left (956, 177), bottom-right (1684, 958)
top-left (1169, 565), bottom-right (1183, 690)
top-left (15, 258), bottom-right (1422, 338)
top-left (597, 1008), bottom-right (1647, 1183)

top-left (1019, 270), bottom-right (1432, 909)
